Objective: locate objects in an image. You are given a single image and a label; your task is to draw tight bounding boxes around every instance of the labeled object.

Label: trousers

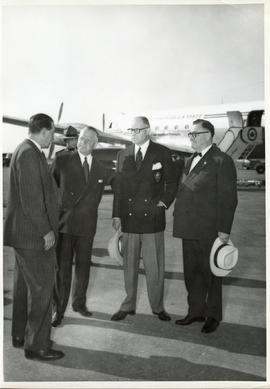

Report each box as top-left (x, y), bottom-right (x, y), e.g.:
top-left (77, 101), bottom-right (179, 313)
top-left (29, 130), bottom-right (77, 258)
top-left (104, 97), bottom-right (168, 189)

top-left (54, 233), bottom-right (94, 315)
top-left (120, 232), bottom-right (165, 313)
top-left (182, 238), bottom-right (222, 321)
top-left (12, 248), bottom-right (56, 351)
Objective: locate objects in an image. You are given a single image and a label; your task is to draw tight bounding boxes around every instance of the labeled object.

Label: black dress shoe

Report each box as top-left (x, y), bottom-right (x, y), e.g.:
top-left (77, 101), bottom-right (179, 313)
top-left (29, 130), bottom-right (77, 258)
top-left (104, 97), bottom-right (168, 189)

top-left (12, 337), bottom-right (24, 348)
top-left (52, 312), bottom-right (63, 327)
top-left (175, 315), bottom-right (205, 325)
top-left (153, 311), bottom-right (171, 321)
top-left (201, 317), bottom-right (219, 333)
top-left (73, 307), bottom-right (92, 317)
top-left (111, 310), bottom-right (135, 321)
top-left (25, 348), bottom-right (65, 361)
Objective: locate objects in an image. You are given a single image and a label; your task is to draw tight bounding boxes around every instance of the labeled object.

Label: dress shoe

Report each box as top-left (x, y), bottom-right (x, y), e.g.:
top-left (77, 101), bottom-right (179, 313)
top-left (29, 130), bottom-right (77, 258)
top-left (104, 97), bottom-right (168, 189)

top-left (153, 311), bottom-right (171, 321)
top-left (111, 310), bottom-right (135, 321)
top-left (201, 317), bottom-right (219, 333)
top-left (25, 348), bottom-right (65, 361)
top-left (175, 315), bottom-right (205, 325)
top-left (73, 307), bottom-right (92, 317)
top-left (52, 312), bottom-right (63, 327)
top-left (12, 337), bottom-right (24, 348)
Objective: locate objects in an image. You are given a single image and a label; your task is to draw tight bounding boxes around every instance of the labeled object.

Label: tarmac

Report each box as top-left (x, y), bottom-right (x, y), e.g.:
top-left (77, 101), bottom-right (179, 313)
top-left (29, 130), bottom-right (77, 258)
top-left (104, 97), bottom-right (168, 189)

top-left (1, 167), bottom-right (267, 386)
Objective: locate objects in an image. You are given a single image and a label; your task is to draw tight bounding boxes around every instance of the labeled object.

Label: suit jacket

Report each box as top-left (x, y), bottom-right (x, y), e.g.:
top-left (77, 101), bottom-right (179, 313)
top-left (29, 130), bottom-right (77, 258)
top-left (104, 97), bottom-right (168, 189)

top-left (173, 145), bottom-right (238, 240)
top-left (51, 151), bottom-right (107, 237)
top-left (4, 139), bottom-right (59, 250)
top-left (112, 141), bottom-right (177, 233)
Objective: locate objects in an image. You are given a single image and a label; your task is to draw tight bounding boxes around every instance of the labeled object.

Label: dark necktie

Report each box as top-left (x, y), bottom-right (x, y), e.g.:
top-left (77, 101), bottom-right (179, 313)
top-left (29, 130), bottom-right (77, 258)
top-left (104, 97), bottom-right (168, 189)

top-left (83, 157), bottom-right (89, 182)
top-left (135, 147), bottom-right (143, 171)
top-left (41, 151), bottom-right (46, 160)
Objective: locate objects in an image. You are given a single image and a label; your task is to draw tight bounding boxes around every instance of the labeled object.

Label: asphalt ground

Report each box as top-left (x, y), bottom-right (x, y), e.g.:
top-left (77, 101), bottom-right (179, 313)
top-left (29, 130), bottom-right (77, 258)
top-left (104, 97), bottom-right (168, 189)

top-left (1, 166), bottom-right (266, 385)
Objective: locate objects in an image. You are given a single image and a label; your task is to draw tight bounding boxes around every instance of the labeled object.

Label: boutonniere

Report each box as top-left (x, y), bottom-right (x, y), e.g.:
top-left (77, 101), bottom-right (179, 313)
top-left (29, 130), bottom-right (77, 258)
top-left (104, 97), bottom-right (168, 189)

top-left (98, 179), bottom-right (103, 183)
top-left (152, 162), bottom-right (162, 170)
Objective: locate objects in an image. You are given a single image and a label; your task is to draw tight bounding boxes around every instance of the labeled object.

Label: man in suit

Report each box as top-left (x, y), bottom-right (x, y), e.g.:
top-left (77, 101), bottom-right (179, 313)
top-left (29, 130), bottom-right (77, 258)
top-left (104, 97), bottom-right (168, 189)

top-left (111, 116), bottom-right (177, 321)
top-left (173, 119), bottom-right (238, 333)
top-left (4, 113), bottom-right (64, 361)
top-left (61, 125), bottom-right (78, 152)
top-left (51, 126), bottom-right (107, 327)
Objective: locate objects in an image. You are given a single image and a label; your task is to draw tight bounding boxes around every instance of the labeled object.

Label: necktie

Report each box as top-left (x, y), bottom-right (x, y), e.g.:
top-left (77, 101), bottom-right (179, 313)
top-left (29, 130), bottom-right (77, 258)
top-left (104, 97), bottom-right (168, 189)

top-left (83, 157), bottom-right (89, 182)
top-left (41, 151), bottom-right (46, 160)
top-left (135, 147), bottom-right (143, 171)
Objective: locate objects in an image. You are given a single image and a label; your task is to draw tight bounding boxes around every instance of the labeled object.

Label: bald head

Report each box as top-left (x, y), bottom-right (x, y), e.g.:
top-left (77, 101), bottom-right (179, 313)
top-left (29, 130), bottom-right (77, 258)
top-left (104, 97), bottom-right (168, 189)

top-left (129, 116), bottom-right (150, 146)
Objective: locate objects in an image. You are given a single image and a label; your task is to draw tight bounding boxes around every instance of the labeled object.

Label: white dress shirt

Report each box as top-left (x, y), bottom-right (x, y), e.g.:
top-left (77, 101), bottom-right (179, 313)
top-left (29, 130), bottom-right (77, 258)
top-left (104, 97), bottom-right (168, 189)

top-left (134, 140), bottom-right (150, 160)
top-left (28, 138), bottom-right (42, 153)
top-left (189, 144), bottom-right (212, 173)
top-left (78, 151), bottom-right (93, 171)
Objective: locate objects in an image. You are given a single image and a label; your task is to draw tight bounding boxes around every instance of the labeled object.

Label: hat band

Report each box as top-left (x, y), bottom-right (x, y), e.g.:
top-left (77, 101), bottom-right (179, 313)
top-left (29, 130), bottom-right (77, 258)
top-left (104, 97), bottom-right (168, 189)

top-left (213, 243), bottom-right (234, 271)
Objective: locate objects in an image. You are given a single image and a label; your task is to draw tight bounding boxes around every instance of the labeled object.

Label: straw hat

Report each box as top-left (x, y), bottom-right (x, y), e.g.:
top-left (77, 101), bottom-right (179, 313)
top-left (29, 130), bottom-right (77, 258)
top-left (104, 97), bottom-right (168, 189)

top-left (210, 237), bottom-right (238, 277)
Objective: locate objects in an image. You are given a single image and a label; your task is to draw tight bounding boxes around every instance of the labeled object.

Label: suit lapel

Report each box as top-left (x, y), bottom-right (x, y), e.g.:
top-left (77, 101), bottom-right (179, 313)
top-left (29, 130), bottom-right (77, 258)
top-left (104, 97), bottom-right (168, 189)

top-left (137, 140), bottom-right (155, 175)
top-left (73, 151), bottom-right (88, 184)
top-left (184, 146), bottom-right (214, 185)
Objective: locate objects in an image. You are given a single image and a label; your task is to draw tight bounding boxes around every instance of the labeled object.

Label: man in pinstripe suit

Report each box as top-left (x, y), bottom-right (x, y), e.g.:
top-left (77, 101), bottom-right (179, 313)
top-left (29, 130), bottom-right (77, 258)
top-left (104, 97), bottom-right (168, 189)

top-left (4, 113), bottom-right (64, 361)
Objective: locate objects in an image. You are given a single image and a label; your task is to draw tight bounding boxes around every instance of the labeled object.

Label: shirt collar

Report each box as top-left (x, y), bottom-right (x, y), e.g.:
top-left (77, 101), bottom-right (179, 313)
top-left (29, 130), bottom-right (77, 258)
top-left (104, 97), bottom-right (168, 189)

top-left (78, 151), bottom-right (93, 165)
top-left (135, 139), bottom-right (150, 158)
top-left (201, 144), bottom-right (212, 157)
top-left (28, 137), bottom-right (42, 152)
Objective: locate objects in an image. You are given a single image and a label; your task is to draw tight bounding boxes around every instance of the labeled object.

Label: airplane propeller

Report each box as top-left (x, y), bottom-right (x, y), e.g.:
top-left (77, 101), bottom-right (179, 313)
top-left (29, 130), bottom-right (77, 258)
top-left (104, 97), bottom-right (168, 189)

top-left (48, 102), bottom-right (64, 160)
top-left (57, 102), bottom-right (64, 123)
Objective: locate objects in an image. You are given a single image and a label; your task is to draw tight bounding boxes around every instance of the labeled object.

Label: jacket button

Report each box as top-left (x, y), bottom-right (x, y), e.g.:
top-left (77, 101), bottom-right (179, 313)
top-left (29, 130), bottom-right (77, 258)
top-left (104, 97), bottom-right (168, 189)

top-left (129, 213), bottom-right (132, 216)
top-left (144, 213), bottom-right (147, 216)
top-left (128, 198), bottom-right (132, 202)
top-left (144, 199), bottom-right (148, 202)
top-left (71, 192), bottom-right (74, 195)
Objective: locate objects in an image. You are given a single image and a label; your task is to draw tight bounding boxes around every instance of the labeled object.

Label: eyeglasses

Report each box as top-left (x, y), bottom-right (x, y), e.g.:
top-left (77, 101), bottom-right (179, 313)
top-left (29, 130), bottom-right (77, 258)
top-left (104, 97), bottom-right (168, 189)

top-left (127, 127), bottom-right (148, 134)
top-left (188, 131), bottom-right (209, 140)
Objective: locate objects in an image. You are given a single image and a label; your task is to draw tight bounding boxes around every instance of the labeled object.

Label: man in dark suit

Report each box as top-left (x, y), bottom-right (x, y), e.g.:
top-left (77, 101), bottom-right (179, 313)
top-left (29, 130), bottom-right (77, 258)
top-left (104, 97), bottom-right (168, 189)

top-left (51, 126), bottom-right (107, 327)
top-left (4, 113), bottom-right (64, 361)
top-left (111, 116), bottom-right (177, 321)
top-left (61, 125), bottom-right (78, 152)
top-left (173, 119), bottom-right (238, 333)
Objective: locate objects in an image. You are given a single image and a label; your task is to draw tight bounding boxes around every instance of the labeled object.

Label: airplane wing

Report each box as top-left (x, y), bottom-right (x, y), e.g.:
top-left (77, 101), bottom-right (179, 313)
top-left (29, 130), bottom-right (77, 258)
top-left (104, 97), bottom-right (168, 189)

top-left (3, 115), bottom-right (132, 147)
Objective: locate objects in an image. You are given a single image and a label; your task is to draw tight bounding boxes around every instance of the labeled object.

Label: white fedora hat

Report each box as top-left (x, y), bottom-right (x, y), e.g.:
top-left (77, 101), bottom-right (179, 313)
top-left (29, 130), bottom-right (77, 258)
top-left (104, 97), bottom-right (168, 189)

top-left (210, 237), bottom-right (238, 277)
top-left (108, 229), bottom-right (123, 266)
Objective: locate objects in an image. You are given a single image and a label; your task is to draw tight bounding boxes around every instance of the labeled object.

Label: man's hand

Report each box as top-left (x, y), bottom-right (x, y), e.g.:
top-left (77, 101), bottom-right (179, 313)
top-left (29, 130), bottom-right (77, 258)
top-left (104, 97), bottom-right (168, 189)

top-left (218, 232), bottom-right (230, 244)
top-left (43, 230), bottom-right (56, 251)
top-left (112, 217), bottom-right (121, 231)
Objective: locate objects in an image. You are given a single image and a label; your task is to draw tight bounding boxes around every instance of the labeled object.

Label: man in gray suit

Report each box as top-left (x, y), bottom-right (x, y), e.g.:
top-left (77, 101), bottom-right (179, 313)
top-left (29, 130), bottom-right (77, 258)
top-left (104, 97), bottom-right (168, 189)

top-left (4, 113), bottom-right (64, 361)
top-left (173, 119), bottom-right (238, 333)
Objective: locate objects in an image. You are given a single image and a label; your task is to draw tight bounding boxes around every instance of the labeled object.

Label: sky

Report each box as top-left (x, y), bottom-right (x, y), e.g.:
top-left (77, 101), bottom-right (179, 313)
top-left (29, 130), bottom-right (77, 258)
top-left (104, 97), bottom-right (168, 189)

top-left (1, 2), bottom-right (265, 152)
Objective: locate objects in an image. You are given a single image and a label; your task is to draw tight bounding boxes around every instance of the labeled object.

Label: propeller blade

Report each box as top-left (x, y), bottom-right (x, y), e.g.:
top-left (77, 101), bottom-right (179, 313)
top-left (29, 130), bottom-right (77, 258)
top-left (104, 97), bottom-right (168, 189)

top-left (57, 102), bottom-right (64, 123)
top-left (48, 142), bottom-right (55, 160)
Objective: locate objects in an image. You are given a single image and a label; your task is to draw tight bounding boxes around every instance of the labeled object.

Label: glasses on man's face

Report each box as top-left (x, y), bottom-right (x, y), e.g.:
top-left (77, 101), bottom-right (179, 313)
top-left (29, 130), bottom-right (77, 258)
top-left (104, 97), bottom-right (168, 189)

top-left (188, 131), bottom-right (209, 140)
top-left (127, 127), bottom-right (148, 134)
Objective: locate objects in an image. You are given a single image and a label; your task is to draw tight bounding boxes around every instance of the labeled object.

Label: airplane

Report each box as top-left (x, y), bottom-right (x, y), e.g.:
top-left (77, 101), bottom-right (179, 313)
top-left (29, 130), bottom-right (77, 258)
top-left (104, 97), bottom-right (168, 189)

top-left (2, 100), bottom-right (265, 172)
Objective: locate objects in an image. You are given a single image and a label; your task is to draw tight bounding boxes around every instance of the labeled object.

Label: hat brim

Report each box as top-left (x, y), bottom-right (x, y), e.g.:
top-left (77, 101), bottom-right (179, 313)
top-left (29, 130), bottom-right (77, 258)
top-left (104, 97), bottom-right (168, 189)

top-left (210, 237), bottom-right (238, 277)
top-left (108, 229), bottom-right (123, 266)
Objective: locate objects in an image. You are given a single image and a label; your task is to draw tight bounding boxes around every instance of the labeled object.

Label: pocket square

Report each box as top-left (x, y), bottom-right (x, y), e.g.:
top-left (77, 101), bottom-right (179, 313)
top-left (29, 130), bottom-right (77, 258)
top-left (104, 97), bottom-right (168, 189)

top-left (152, 162), bottom-right (162, 170)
